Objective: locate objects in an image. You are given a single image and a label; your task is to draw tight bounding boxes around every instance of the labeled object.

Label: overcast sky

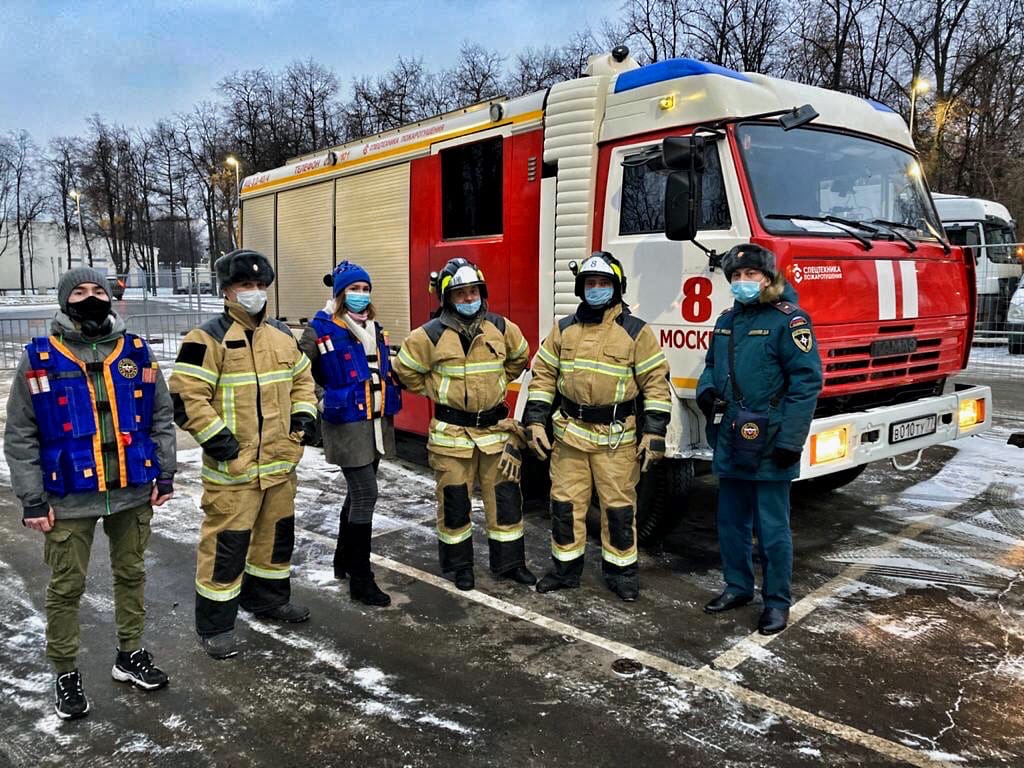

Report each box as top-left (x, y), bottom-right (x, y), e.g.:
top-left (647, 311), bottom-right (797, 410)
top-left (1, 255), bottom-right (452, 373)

top-left (1, 0), bottom-right (620, 145)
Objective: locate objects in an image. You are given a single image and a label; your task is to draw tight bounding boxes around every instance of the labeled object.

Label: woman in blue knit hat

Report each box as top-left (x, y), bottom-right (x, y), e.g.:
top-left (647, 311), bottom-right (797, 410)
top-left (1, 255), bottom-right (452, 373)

top-left (299, 261), bottom-right (402, 606)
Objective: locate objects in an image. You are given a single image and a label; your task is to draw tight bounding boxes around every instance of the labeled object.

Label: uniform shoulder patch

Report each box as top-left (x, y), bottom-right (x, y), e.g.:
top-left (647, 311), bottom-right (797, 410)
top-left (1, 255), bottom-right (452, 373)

top-left (617, 312), bottom-right (646, 340)
top-left (791, 327), bottom-right (814, 353)
top-left (771, 301), bottom-right (797, 315)
top-left (176, 341), bottom-right (207, 367)
top-left (484, 312), bottom-right (507, 333)
top-left (422, 318), bottom-right (446, 346)
top-left (789, 314), bottom-right (809, 329)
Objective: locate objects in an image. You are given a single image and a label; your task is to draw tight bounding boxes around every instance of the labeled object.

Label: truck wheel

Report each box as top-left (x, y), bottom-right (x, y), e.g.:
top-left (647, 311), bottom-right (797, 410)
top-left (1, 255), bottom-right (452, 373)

top-left (637, 458), bottom-right (694, 546)
top-left (793, 464), bottom-right (867, 495)
top-left (1009, 330), bottom-right (1024, 355)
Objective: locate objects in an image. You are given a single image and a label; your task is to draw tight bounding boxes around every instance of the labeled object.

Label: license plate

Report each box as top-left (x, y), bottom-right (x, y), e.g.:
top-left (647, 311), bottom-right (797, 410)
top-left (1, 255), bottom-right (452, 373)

top-left (871, 337), bottom-right (918, 357)
top-left (890, 415), bottom-right (937, 443)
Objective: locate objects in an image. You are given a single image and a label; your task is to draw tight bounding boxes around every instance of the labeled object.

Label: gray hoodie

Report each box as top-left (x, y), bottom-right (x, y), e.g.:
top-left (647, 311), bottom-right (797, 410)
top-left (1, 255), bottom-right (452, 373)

top-left (4, 311), bottom-right (177, 520)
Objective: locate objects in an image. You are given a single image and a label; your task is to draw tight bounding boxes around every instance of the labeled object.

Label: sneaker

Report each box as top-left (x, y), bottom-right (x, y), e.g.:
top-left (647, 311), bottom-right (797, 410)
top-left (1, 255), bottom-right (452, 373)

top-left (254, 602), bottom-right (311, 623)
top-left (54, 670), bottom-right (89, 720)
top-left (199, 630), bottom-right (241, 660)
top-left (111, 648), bottom-right (169, 690)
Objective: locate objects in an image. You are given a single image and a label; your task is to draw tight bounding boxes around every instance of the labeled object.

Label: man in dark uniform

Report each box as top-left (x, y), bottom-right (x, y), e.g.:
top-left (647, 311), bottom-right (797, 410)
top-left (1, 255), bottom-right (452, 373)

top-left (696, 244), bottom-right (822, 635)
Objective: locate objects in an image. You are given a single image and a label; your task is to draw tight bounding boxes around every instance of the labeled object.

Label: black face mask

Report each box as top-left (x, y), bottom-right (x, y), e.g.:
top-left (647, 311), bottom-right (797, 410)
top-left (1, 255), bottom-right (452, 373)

top-left (67, 296), bottom-right (112, 336)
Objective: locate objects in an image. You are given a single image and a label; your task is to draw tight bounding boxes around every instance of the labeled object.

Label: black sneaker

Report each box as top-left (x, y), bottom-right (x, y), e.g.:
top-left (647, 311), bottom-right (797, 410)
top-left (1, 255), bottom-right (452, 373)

top-left (112, 648), bottom-right (169, 690)
top-left (54, 670), bottom-right (89, 720)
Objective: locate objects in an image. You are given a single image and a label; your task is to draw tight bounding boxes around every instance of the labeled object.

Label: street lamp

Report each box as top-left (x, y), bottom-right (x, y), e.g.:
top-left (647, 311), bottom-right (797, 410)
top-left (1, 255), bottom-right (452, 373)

top-left (226, 156), bottom-right (240, 248)
top-left (69, 189), bottom-right (91, 268)
top-left (909, 78), bottom-right (930, 137)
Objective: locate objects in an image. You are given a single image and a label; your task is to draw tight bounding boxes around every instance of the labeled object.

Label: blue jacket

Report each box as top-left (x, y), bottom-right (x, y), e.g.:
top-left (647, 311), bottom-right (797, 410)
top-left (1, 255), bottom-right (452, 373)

top-left (308, 311), bottom-right (401, 424)
top-left (696, 282), bottom-right (822, 481)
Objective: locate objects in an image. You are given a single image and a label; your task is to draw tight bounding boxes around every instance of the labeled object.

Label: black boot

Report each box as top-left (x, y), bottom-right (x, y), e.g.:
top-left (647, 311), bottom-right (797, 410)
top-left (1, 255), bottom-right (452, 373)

top-left (602, 561), bottom-right (640, 602)
top-left (347, 522), bottom-right (391, 606)
top-left (536, 557), bottom-right (584, 594)
top-left (333, 499), bottom-right (351, 580)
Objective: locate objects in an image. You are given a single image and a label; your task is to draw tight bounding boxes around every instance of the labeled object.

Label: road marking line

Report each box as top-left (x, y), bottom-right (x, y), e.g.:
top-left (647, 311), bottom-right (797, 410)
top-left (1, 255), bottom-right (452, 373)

top-left (368, 553), bottom-right (955, 768)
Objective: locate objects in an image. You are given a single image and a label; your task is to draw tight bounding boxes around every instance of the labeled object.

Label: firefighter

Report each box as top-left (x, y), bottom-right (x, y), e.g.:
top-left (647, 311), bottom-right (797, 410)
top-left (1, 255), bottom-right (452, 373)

top-left (393, 258), bottom-right (534, 591)
top-left (169, 249), bottom-right (317, 659)
top-left (298, 260), bottom-right (402, 607)
top-left (523, 252), bottom-right (671, 602)
top-left (696, 244), bottom-right (822, 635)
top-left (4, 268), bottom-right (176, 719)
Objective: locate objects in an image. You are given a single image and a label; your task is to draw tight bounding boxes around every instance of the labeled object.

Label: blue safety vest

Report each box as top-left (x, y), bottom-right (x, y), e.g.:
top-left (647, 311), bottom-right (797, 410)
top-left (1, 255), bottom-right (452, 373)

top-left (308, 311), bottom-right (402, 424)
top-left (24, 333), bottom-right (161, 497)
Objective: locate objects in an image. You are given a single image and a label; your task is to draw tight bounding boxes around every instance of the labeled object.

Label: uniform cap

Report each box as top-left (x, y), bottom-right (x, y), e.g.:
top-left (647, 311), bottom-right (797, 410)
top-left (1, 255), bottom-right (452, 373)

top-left (720, 244), bottom-right (777, 281)
top-left (215, 249), bottom-right (275, 288)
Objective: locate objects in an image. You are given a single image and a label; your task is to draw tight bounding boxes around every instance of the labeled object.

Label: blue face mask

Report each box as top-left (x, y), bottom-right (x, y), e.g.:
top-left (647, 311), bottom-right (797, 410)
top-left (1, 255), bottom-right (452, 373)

top-left (731, 281), bottom-right (762, 304)
top-left (344, 292), bottom-right (371, 312)
top-left (455, 299), bottom-right (482, 317)
top-left (584, 286), bottom-right (614, 307)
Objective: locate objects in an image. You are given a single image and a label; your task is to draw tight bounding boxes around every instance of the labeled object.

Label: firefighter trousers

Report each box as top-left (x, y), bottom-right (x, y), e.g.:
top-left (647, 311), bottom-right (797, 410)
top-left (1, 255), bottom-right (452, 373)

top-left (428, 448), bottom-right (526, 575)
top-left (547, 439), bottom-right (640, 583)
top-left (195, 472), bottom-right (297, 637)
top-left (44, 504), bottom-right (153, 673)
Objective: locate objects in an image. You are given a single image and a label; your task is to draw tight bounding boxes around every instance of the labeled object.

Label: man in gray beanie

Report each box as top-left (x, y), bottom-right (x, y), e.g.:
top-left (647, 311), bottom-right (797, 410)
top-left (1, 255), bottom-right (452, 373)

top-left (4, 268), bottom-right (177, 719)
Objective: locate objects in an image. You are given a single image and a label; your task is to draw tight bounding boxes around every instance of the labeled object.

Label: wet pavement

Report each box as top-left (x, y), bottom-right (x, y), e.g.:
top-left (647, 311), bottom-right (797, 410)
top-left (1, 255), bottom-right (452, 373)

top-left (0, 370), bottom-right (1022, 768)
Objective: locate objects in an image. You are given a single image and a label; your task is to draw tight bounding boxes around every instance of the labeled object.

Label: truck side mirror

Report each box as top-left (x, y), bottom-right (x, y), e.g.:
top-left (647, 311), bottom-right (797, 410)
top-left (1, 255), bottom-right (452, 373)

top-left (665, 169), bottom-right (702, 242)
top-left (663, 136), bottom-right (708, 172)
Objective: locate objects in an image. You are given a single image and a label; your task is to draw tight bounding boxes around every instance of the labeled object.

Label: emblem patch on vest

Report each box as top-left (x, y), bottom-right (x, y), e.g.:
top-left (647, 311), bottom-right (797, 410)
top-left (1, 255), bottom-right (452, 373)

top-left (118, 358), bottom-right (139, 379)
top-left (740, 422), bottom-right (760, 440)
top-left (792, 328), bottom-right (813, 352)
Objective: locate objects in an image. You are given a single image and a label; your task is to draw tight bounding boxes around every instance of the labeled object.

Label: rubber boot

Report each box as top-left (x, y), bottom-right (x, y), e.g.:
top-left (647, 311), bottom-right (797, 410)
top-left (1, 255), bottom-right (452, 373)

top-left (347, 523), bottom-right (391, 607)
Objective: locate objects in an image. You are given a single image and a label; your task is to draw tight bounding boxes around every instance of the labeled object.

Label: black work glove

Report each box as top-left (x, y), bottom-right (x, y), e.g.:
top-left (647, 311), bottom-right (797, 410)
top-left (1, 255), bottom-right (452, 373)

top-left (696, 389), bottom-right (718, 420)
top-left (290, 413), bottom-right (316, 436)
top-left (204, 427), bottom-right (240, 462)
top-left (771, 447), bottom-right (802, 468)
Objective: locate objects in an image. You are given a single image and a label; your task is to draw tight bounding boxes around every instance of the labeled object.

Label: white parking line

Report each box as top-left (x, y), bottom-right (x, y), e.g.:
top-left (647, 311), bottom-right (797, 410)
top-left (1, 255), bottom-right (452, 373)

top-left (366, 552), bottom-right (955, 768)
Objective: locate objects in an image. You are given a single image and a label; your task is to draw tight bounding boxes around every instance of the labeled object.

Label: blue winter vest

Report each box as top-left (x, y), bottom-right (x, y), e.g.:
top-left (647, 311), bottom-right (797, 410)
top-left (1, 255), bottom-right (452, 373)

top-left (24, 333), bottom-right (161, 497)
top-left (308, 311), bottom-right (402, 424)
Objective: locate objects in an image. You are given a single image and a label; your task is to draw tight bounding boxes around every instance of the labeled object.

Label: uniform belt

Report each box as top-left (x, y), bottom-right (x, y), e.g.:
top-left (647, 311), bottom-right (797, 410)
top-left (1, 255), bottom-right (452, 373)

top-left (433, 403), bottom-right (508, 428)
top-left (559, 398), bottom-right (635, 424)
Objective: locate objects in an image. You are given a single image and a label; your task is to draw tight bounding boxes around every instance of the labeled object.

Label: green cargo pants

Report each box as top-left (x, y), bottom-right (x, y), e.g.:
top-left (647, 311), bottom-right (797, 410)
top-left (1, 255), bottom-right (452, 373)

top-left (43, 503), bottom-right (154, 673)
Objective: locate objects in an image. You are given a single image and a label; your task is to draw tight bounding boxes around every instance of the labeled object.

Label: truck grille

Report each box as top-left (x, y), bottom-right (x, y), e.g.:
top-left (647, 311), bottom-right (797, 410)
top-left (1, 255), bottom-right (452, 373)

top-left (817, 318), bottom-right (965, 397)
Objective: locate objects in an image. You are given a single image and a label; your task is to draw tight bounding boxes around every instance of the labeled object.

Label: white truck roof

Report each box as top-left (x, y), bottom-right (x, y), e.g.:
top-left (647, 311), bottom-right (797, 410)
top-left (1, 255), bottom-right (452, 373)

top-left (932, 193), bottom-right (1014, 225)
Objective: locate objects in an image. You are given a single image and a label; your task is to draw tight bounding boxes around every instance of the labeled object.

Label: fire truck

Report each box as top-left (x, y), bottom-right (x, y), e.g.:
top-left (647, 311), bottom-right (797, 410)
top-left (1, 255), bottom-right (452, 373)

top-left (239, 49), bottom-right (991, 540)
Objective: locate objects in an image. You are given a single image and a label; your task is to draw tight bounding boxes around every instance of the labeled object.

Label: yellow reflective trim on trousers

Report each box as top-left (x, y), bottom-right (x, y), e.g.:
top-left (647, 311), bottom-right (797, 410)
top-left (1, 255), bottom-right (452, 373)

top-left (473, 432), bottom-right (509, 448)
top-left (173, 362), bottom-right (218, 385)
top-left (553, 421), bottom-right (636, 447)
top-left (292, 354), bottom-right (311, 376)
top-left (602, 547), bottom-right (638, 566)
top-left (635, 351), bottom-right (667, 375)
top-left (291, 401), bottom-right (317, 417)
top-left (644, 399), bottom-right (673, 413)
top-left (527, 389), bottom-right (555, 404)
top-left (428, 430), bottom-right (476, 449)
top-left (201, 460), bottom-right (296, 485)
top-left (195, 580), bottom-right (242, 602)
top-left (195, 417), bottom-right (227, 444)
top-left (398, 348), bottom-right (429, 373)
top-left (551, 543), bottom-right (585, 561)
top-left (536, 346), bottom-right (559, 368)
top-left (488, 526), bottom-right (524, 542)
top-left (437, 525), bottom-right (473, 544)
top-left (245, 561), bottom-right (291, 580)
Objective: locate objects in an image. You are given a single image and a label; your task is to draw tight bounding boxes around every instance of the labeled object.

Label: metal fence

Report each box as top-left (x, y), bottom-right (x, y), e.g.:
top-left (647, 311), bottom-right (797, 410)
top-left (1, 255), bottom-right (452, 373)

top-left (961, 241), bottom-right (1023, 383)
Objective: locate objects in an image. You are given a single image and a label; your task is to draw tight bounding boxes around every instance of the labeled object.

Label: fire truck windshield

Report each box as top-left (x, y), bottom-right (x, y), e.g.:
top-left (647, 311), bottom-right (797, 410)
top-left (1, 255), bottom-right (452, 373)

top-left (736, 123), bottom-right (942, 242)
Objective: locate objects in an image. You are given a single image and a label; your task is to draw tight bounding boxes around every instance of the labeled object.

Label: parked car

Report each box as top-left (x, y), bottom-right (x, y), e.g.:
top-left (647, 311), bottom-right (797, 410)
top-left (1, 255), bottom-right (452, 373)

top-left (1008, 283), bottom-right (1024, 355)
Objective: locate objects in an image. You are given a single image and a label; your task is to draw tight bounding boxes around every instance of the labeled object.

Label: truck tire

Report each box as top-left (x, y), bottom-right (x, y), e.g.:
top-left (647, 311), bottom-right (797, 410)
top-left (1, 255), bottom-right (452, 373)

top-left (793, 464), bottom-right (867, 495)
top-left (1009, 330), bottom-right (1024, 356)
top-left (637, 458), bottom-right (694, 546)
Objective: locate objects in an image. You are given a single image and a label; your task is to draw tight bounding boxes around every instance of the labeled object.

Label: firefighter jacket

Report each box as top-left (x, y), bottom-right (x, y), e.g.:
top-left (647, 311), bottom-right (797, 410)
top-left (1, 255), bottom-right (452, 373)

top-left (393, 310), bottom-right (529, 458)
top-left (696, 281), bottom-right (823, 481)
top-left (4, 311), bottom-right (177, 520)
top-left (169, 301), bottom-right (317, 489)
top-left (523, 302), bottom-right (672, 453)
top-left (306, 310), bottom-right (401, 424)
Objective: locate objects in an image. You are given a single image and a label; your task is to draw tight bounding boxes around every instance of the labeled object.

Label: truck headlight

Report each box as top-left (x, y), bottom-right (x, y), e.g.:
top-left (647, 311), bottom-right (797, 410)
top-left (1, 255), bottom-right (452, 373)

top-left (958, 398), bottom-right (985, 430)
top-left (811, 427), bottom-right (848, 465)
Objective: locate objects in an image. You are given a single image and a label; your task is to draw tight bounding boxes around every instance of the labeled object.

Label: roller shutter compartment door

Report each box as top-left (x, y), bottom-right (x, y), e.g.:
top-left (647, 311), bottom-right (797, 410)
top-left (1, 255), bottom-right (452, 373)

top-left (241, 194), bottom-right (275, 262)
top-left (275, 182), bottom-right (334, 323)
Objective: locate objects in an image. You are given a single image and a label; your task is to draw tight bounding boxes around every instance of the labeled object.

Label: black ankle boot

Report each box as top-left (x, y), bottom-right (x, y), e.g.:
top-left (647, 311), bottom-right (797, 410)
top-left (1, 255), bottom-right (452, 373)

top-left (350, 575), bottom-right (391, 607)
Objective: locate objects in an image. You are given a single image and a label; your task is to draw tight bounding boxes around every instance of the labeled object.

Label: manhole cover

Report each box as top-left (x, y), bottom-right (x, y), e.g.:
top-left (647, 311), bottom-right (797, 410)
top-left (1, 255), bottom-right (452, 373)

top-left (611, 658), bottom-right (644, 676)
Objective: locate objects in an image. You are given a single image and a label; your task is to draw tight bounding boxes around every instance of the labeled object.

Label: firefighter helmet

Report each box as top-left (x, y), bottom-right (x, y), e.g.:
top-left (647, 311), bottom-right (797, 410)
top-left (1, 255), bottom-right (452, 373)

top-left (430, 258), bottom-right (488, 302)
top-left (570, 251), bottom-right (626, 299)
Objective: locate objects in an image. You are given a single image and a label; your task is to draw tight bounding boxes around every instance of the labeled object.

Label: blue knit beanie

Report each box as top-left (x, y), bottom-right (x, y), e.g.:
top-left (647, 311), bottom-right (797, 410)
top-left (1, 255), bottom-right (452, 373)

top-left (327, 261), bottom-right (371, 297)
